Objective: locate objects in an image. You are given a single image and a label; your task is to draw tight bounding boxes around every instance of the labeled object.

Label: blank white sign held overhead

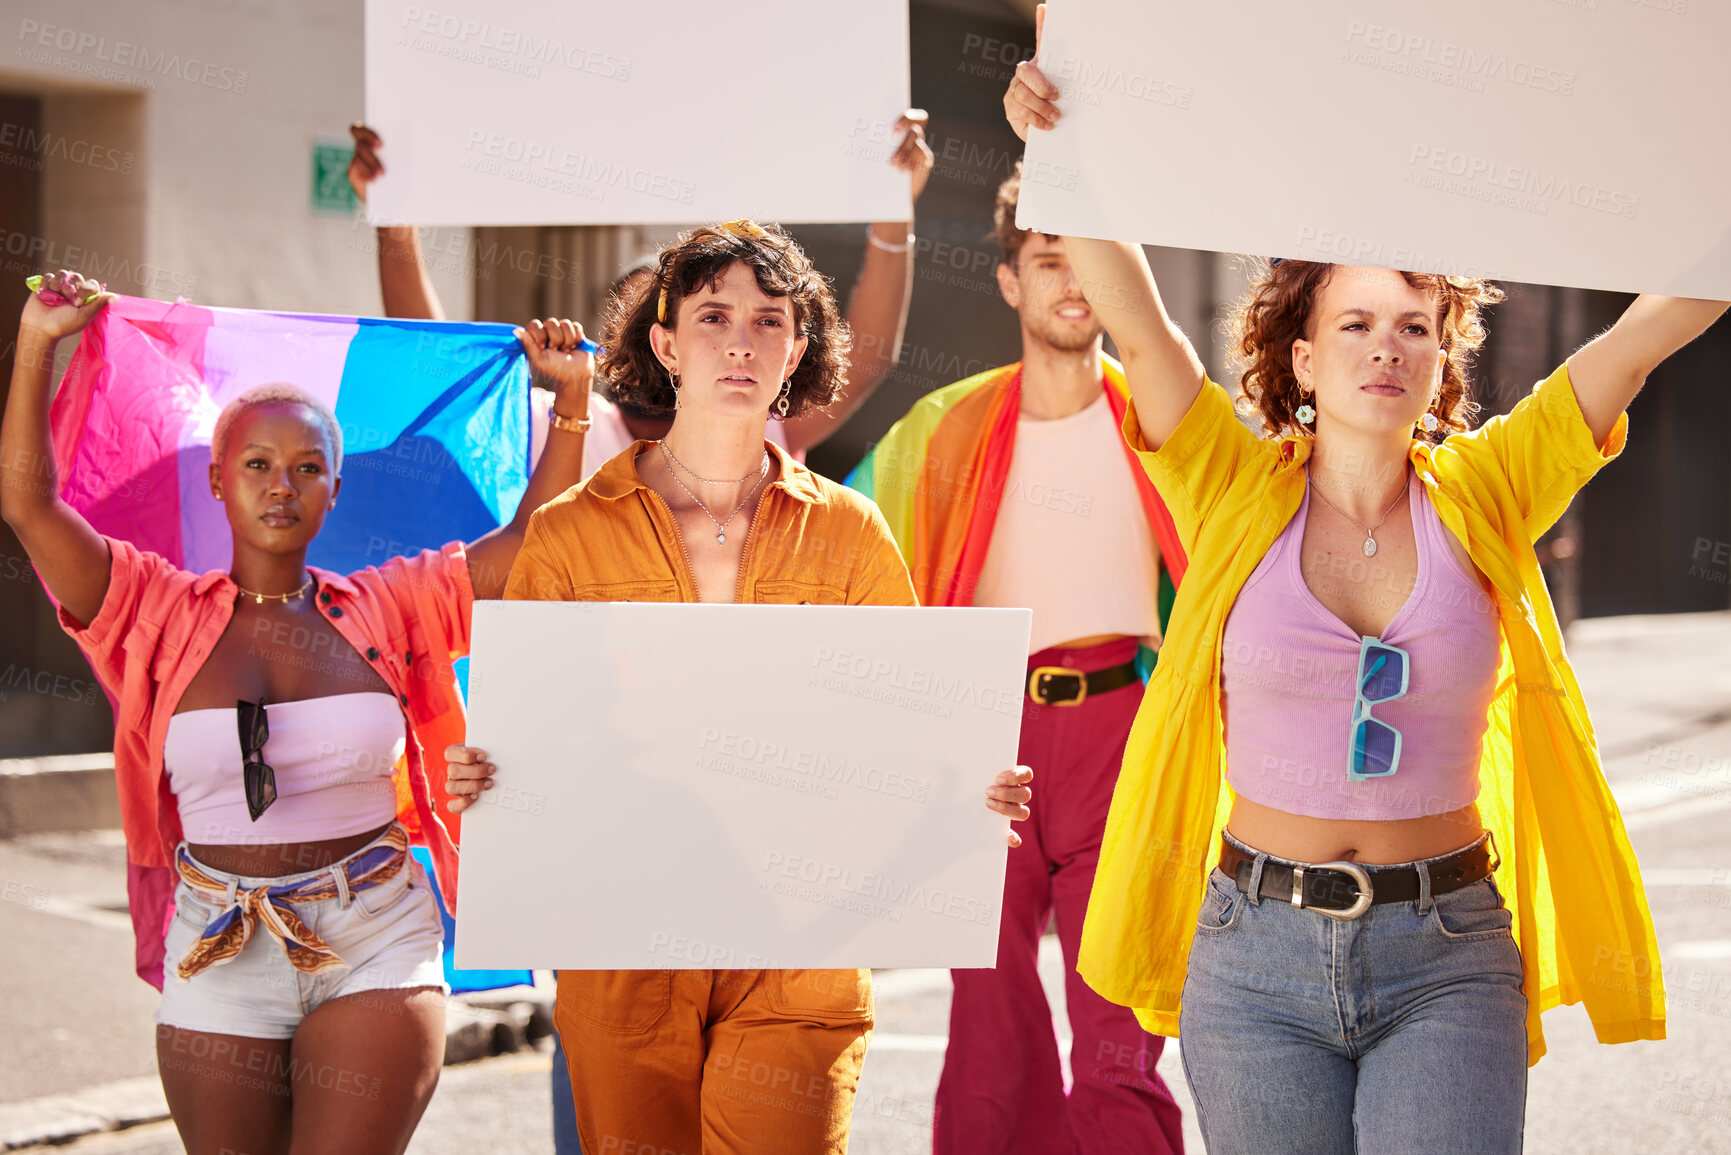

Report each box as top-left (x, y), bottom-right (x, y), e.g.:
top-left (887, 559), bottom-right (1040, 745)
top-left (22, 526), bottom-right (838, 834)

top-left (365, 1), bottom-right (910, 225)
top-left (454, 602), bottom-right (1031, 971)
top-left (1018, 0), bottom-right (1731, 298)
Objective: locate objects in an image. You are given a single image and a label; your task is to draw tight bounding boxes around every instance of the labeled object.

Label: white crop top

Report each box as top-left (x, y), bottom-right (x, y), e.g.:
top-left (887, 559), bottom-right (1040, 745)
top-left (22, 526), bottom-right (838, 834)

top-left (165, 692), bottom-right (406, 844)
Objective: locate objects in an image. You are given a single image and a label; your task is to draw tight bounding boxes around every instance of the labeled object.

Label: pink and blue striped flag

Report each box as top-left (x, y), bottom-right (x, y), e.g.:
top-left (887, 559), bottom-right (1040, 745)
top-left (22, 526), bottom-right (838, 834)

top-left (50, 293), bottom-right (532, 576)
top-left (49, 292), bottom-right (538, 992)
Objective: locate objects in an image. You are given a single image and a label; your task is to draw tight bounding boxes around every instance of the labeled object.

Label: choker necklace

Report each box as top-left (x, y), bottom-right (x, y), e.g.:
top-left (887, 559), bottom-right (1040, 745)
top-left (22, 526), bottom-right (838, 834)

top-left (660, 444), bottom-right (769, 545)
top-left (1306, 468), bottom-right (1410, 558)
top-left (233, 576), bottom-right (314, 605)
top-left (659, 440), bottom-right (767, 486)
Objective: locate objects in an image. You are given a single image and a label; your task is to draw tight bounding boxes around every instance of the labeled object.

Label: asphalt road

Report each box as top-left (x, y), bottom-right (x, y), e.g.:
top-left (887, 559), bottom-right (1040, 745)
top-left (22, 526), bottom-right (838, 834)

top-left (5, 611), bottom-right (1728, 1154)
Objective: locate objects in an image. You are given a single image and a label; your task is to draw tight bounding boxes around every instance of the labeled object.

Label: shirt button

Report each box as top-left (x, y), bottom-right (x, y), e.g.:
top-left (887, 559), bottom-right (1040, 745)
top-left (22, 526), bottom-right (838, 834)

top-left (329, 606), bottom-right (344, 618)
top-left (365, 647), bottom-right (379, 660)
top-left (319, 590), bottom-right (332, 605)
top-left (404, 651), bottom-right (413, 665)
top-left (399, 693), bottom-right (409, 706)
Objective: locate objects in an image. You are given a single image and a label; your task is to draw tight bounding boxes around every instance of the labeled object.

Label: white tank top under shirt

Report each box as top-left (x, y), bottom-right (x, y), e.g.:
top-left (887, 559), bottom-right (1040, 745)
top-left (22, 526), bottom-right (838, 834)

top-left (972, 394), bottom-right (1162, 653)
top-left (165, 692), bottom-right (406, 844)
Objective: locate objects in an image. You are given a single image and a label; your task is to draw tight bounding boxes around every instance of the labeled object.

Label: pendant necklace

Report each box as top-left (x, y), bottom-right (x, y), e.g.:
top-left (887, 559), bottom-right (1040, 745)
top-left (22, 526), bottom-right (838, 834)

top-left (660, 443), bottom-right (770, 545)
top-left (1306, 467), bottom-right (1410, 558)
top-left (233, 576), bottom-right (314, 605)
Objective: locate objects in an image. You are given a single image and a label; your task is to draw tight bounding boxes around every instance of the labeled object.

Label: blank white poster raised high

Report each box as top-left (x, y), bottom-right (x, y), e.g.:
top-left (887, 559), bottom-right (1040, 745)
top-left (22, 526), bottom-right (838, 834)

top-left (1019, 0), bottom-right (1730, 297)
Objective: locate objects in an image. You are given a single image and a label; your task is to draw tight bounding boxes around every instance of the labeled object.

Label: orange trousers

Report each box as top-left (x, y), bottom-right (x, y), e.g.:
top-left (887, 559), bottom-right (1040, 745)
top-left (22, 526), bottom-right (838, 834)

top-left (556, 968), bottom-right (872, 1155)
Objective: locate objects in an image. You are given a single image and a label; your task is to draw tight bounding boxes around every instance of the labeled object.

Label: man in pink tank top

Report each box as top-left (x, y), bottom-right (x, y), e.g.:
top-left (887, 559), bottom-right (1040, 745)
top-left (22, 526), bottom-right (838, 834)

top-left (847, 163), bottom-right (1187, 1155)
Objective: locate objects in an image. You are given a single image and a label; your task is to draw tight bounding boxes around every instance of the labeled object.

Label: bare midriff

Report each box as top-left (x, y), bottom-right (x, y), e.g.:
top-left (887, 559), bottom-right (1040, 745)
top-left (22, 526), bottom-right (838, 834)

top-left (187, 820), bottom-right (395, 878)
top-left (1226, 796), bottom-right (1483, 865)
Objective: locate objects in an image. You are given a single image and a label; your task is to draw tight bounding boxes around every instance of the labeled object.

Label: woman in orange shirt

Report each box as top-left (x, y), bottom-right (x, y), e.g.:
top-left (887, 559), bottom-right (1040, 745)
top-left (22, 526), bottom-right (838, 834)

top-left (445, 221), bottom-right (1034, 1154)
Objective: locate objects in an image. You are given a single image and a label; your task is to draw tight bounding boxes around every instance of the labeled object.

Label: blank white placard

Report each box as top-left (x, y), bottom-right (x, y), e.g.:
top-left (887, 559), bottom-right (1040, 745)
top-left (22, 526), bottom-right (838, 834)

top-left (454, 601), bottom-right (1032, 970)
top-left (1019, 0), bottom-right (1731, 297)
top-left (365, 0), bottom-right (910, 226)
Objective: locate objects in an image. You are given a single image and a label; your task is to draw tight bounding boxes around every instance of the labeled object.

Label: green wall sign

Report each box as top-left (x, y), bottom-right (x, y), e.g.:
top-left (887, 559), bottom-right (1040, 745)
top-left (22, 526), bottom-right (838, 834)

top-left (311, 139), bottom-right (359, 214)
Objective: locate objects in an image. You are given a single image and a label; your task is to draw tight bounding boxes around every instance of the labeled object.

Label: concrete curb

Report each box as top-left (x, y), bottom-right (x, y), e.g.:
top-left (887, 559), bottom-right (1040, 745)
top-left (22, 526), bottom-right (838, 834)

top-left (0, 754), bottom-right (120, 838)
top-left (442, 987), bottom-right (556, 1065)
top-left (0, 990), bottom-right (556, 1149)
top-left (0, 1075), bottom-right (164, 1150)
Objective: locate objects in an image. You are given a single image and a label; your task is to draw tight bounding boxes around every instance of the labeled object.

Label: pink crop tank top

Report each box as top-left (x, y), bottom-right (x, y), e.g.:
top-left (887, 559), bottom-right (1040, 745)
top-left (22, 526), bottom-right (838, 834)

top-left (165, 692), bottom-right (406, 844)
top-left (1221, 473), bottom-right (1501, 820)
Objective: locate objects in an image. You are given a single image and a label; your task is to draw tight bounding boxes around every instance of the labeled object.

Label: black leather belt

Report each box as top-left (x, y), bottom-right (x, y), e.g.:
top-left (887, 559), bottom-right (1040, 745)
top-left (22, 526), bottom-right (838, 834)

top-left (1026, 660), bottom-right (1139, 706)
top-left (1219, 835), bottom-right (1496, 921)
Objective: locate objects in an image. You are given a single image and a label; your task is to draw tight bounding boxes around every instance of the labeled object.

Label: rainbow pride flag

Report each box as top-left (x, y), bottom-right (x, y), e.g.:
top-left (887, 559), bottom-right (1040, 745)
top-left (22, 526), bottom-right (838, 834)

top-left (846, 359), bottom-right (1187, 609)
top-left (50, 294), bottom-right (532, 576)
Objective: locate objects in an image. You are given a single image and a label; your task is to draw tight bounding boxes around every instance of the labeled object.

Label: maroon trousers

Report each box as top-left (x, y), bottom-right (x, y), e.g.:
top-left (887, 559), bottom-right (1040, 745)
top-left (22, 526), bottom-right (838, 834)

top-left (934, 638), bottom-right (1184, 1155)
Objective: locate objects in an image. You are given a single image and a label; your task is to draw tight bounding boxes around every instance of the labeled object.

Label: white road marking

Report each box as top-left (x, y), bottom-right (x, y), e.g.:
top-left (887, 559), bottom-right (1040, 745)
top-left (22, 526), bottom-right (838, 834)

top-left (869, 968), bottom-right (950, 1000)
top-left (867, 1034), bottom-right (950, 1053)
top-left (1640, 869), bottom-right (1731, 887)
top-left (1624, 796), bottom-right (1731, 832)
top-left (1669, 940), bottom-right (1731, 961)
top-left (32, 897), bottom-right (134, 933)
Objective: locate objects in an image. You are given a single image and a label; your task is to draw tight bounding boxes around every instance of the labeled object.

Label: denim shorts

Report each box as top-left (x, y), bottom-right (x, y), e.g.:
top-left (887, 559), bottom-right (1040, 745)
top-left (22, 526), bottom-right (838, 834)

top-left (157, 833), bottom-right (448, 1040)
top-left (1178, 833), bottom-right (1529, 1155)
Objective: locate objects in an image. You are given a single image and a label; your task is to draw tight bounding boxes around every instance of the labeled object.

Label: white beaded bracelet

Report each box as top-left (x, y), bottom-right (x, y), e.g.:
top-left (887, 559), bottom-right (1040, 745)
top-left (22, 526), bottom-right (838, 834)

top-left (867, 228), bottom-right (916, 254)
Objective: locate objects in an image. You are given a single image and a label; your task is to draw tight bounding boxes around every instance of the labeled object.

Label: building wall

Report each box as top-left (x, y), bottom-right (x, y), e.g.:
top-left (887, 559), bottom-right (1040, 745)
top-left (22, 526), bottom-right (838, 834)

top-left (4, 0), bottom-right (472, 318)
top-left (801, 1), bottom-right (1223, 482)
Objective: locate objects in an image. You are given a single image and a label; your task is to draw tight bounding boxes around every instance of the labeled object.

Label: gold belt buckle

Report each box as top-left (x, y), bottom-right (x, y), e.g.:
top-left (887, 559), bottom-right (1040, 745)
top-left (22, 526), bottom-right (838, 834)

top-left (1028, 665), bottom-right (1088, 706)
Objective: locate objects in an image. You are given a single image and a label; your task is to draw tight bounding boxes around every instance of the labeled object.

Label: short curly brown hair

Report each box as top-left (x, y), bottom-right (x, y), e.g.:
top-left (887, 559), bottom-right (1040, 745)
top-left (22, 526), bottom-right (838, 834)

top-left (598, 221), bottom-right (849, 420)
top-left (1229, 260), bottom-right (1504, 444)
top-left (990, 160), bottom-right (1057, 268)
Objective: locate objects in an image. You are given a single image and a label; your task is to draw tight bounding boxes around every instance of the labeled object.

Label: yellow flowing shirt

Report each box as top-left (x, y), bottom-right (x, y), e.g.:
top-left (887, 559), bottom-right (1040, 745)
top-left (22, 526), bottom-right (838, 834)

top-left (1080, 364), bottom-right (1662, 1064)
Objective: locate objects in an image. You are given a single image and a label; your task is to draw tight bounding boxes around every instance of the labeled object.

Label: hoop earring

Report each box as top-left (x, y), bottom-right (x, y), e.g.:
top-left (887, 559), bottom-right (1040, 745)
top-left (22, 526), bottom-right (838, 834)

top-left (775, 380), bottom-right (791, 419)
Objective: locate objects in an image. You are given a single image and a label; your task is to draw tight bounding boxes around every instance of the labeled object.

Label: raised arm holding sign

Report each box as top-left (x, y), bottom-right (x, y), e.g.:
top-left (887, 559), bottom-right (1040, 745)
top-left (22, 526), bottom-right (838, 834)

top-left (1006, 5), bottom-right (1726, 1151)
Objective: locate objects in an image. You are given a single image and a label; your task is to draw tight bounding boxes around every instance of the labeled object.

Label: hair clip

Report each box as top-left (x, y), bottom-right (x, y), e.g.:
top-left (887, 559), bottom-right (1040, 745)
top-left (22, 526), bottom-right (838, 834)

top-left (717, 219), bottom-right (772, 240)
top-left (1268, 257), bottom-right (1286, 267)
top-left (657, 220), bottom-right (784, 324)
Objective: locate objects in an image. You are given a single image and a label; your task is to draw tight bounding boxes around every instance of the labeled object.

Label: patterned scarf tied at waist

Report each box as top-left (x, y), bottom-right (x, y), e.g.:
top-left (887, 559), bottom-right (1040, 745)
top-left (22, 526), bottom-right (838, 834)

top-left (173, 824), bottom-right (409, 981)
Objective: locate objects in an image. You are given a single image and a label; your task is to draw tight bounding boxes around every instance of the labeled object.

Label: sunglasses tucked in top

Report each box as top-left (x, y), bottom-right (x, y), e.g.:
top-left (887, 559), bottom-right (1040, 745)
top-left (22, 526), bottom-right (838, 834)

top-left (1220, 477), bottom-right (1500, 819)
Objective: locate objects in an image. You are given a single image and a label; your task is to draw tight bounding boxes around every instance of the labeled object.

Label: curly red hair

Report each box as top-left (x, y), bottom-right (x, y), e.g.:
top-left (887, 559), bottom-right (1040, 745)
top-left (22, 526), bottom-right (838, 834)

top-left (1229, 261), bottom-right (1504, 443)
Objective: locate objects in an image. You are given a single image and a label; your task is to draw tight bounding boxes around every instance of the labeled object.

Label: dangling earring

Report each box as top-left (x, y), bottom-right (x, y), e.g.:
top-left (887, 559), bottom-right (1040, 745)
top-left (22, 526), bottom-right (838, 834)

top-left (1295, 403), bottom-right (1315, 426)
top-left (775, 380), bottom-right (791, 418)
top-left (669, 371), bottom-right (680, 411)
top-left (1419, 411), bottom-right (1440, 433)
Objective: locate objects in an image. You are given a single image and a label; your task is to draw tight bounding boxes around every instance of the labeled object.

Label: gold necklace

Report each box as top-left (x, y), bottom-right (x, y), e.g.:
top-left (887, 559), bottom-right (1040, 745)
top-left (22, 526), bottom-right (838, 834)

top-left (233, 576), bottom-right (314, 605)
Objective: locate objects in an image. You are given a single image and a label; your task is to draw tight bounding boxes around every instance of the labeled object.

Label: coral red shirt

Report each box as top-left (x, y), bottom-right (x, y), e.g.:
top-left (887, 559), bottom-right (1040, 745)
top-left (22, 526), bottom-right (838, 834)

top-left (60, 535), bottom-right (471, 989)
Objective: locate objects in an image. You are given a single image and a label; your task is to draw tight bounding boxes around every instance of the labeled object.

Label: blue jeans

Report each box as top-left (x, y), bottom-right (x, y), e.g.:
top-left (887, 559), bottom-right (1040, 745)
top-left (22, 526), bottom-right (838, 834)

top-left (1178, 835), bottom-right (1528, 1155)
top-left (552, 1032), bottom-right (581, 1154)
